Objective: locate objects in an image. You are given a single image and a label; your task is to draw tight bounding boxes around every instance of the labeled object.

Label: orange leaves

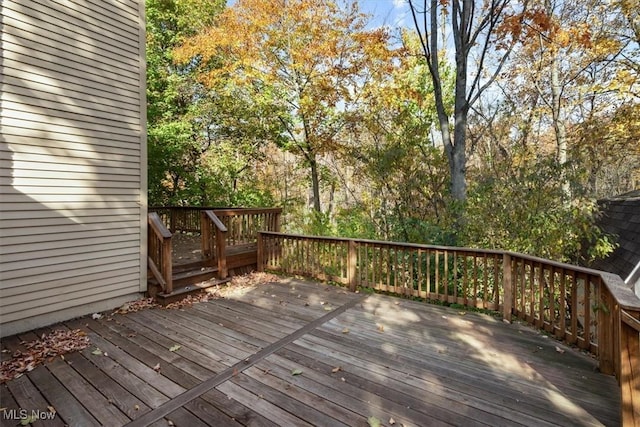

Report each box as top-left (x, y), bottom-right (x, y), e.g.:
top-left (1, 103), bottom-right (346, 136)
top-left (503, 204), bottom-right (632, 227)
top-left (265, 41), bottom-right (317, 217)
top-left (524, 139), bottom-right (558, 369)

top-left (503, 8), bottom-right (594, 51)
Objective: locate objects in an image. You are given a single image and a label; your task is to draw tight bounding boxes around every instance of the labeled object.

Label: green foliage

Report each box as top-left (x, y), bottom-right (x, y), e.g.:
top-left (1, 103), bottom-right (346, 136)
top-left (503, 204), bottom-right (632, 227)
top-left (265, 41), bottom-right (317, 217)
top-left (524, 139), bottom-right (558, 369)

top-left (146, 0), bottom-right (277, 207)
top-left (463, 152), bottom-right (615, 263)
top-left (334, 206), bottom-right (378, 240)
top-left (289, 210), bottom-right (336, 237)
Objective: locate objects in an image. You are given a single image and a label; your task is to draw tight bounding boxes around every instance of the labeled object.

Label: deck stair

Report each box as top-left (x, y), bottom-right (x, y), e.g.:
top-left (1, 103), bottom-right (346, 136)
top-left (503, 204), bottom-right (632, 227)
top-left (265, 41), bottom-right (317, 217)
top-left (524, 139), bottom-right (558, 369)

top-left (147, 207), bottom-right (282, 305)
top-left (148, 260), bottom-right (231, 304)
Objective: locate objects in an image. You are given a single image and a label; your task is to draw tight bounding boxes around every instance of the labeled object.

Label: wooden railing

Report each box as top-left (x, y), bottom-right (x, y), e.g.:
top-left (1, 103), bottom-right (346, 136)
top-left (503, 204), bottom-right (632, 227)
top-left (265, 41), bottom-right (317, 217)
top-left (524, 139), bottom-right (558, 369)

top-left (621, 306), bottom-right (640, 424)
top-left (207, 208), bottom-right (281, 247)
top-left (150, 206), bottom-right (203, 233)
top-left (257, 231), bottom-right (640, 424)
top-left (147, 213), bottom-right (173, 294)
top-left (149, 206), bottom-right (282, 247)
top-left (201, 210), bottom-right (228, 279)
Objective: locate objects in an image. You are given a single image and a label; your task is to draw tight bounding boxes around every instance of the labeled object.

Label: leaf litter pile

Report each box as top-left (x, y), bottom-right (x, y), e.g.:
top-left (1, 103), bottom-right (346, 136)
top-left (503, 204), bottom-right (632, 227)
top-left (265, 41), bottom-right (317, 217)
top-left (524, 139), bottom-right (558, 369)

top-left (0, 329), bottom-right (90, 383)
top-left (0, 272), bottom-right (279, 383)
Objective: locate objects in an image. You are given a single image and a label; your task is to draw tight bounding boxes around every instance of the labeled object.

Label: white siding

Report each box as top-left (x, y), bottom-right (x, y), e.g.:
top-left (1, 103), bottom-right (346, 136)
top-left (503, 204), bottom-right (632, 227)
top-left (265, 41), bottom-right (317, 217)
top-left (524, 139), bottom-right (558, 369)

top-left (0, 0), bottom-right (147, 336)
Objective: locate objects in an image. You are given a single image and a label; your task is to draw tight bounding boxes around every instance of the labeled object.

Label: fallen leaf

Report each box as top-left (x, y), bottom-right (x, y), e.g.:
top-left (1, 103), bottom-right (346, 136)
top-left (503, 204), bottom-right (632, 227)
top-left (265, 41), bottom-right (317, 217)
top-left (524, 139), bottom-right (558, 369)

top-left (555, 346), bottom-right (565, 354)
top-left (389, 417), bottom-right (396, 425)
top-left (291, 369), bottom-right (303, 376)
top-left (324, 307), bottom-right (332, 311)
top-left (169, 345), bottom-right (181, 352)
top-left (20, 415), bottom-right (37, 425)
top-left (340, 377), bottom-right (345, 381)
top-left (367, 416), bottom-right (381, 427)
top-left (167, 421), bottom-right (175, 426)
top-left (91, 348), bottom-right (103, 356)
top-left (153, 363), bottom-right (161, 372)
top-left (320, 301), bottom-right (326, 305)
top-left (134, 404), bottom-right (140, 411)
top-left (113, 298), bottom-right (158, 314)
top-left (342, 328), bottom-right (350, 334)
top-left (103, 352), bottom-right (108, 357)
top-left (377, 324), bottom-right (385, 333)
top-left (92, 313), bottom-right (102, 320)
top-left (458, 311), bottom-right (466, 316)
top-left (331, 366), bottom-right (341, 373)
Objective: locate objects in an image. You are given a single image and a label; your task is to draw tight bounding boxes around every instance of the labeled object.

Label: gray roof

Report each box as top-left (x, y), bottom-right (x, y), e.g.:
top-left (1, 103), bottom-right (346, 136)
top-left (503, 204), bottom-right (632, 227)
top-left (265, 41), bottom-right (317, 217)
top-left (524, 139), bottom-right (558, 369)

top-left (591, 190), bottom-right (640, 287)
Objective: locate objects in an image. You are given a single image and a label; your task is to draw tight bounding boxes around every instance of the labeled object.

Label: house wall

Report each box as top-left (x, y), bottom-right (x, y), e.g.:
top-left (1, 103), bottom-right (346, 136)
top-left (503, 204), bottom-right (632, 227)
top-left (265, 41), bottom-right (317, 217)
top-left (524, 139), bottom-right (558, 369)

top-left (0, 0), bottom-right (147, 337)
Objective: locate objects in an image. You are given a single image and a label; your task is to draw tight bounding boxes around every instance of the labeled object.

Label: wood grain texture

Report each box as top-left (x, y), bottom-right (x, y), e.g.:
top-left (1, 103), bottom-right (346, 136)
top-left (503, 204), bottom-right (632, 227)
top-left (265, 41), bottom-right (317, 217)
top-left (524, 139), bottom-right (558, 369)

top-left (0, 278), bottom-right (621, 426)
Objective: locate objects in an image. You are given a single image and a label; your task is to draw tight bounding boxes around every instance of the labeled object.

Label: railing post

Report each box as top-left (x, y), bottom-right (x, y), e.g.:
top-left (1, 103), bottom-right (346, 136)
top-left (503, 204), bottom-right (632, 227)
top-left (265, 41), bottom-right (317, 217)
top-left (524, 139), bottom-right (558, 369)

top-left (598, 285), bottom-right (615, 375)
top-left (217, 226), bottom-right (228, 279)
top-left (275, 210), bottom-right (281, 232)
top-left (257, 232), bottom-right (264, 272)
top-left (503, 253), bottom-right (513, 322)
top-left (348, 239), bottom-right (357, 292)
top-left (162, 237), bottom-right (173, 294)
top-left (620, 309), bottom-right (640, 426)
top-left (201, 211), bottom-right (212, 259)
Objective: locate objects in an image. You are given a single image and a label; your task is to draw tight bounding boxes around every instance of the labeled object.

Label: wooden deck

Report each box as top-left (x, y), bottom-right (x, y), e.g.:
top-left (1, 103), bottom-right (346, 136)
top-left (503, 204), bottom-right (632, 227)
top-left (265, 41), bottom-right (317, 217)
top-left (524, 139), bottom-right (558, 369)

top-left (1, 278), bottom-right (621, 426)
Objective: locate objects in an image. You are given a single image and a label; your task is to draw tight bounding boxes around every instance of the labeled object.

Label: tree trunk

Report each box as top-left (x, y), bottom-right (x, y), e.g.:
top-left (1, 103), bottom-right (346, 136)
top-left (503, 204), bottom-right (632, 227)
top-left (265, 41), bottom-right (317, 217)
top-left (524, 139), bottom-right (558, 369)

top-left (309, 155), bottom-right (322, 213)
top-left (451, 49), bottom-right (469, 203)
top-left (550, 55), bottom-right (571, 201)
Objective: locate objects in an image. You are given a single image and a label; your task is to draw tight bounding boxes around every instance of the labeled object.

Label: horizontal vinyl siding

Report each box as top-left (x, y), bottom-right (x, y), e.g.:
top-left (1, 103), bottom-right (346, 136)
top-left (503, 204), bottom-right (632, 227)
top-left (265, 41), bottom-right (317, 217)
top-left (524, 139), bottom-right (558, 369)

top-left (0, 0), bottom-right (146, 336)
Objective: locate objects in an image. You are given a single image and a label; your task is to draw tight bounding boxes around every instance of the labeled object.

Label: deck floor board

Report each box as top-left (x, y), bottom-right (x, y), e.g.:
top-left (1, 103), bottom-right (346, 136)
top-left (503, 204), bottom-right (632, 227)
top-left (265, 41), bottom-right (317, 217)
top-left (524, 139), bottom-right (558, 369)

top-left (1, 278), bottom-right (621, 426)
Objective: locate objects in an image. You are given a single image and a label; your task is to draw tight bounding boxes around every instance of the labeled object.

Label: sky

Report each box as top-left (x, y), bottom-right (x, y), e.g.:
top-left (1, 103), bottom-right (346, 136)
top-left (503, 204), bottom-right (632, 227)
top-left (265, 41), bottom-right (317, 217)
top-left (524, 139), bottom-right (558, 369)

top-left (226, 0), bottom-right (414, 30)
top-left (359, 0), bottom-right (412, 29)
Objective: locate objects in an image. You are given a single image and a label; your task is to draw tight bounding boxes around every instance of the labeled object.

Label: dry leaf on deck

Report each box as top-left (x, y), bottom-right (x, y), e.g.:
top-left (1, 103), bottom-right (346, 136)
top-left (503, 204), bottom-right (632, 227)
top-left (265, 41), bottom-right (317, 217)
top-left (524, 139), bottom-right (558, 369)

top-left (367, 416), bottom-right (381, 427)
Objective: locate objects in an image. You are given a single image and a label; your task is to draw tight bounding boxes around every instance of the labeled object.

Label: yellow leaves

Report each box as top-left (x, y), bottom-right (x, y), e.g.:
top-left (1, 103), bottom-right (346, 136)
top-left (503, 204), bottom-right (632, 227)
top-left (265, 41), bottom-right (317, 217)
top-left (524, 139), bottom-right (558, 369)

top-left (555, 30), bottom-right (571, 48)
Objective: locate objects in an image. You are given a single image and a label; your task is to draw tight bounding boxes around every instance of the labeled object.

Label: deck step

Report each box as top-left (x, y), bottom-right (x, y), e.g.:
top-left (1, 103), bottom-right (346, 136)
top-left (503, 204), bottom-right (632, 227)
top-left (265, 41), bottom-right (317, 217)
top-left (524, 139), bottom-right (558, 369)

top-left (156, 277), bottom-right (231, 305)
top-left (148, 263), bottom-right (223, 302)
top-left (173, 265), bottom-right (218, 286)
